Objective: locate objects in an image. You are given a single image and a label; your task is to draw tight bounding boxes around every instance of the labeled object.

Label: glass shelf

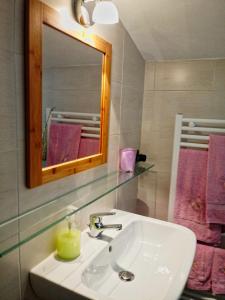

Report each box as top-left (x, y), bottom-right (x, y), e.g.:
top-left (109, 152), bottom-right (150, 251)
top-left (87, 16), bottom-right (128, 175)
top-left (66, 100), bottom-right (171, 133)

top-left (0, 162), bottom-right (154, 258)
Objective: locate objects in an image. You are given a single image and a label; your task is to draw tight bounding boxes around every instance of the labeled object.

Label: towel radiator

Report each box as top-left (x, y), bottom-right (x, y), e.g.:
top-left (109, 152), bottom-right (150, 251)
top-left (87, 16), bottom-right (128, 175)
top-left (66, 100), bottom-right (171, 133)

top-left (168, 114), bottom-right (225, 222)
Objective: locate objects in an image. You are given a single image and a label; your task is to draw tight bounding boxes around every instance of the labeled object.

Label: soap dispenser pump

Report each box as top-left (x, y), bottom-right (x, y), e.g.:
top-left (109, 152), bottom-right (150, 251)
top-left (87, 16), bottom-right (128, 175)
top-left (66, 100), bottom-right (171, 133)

top-left (56, 215), bottom-right (81, 261)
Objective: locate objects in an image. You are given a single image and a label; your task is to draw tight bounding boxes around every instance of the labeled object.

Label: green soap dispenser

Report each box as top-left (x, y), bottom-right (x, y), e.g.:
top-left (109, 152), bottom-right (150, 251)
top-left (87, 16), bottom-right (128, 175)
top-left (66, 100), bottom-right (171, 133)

top-left (56, 216), bottom-right (81, 261)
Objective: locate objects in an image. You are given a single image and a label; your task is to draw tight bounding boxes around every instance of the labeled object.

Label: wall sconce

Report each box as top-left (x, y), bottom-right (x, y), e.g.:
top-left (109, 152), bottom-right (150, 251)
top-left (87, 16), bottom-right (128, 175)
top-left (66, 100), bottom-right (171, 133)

top-left (74, 0), bottom-right (119, 27)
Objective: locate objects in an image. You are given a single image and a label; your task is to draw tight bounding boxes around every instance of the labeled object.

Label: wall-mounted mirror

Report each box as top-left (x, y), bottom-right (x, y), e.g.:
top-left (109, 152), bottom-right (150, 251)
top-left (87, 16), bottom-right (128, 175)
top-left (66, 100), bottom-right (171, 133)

top-left (26, 0), bottom-right (112, 188)
top-left (42, 25), bottom-right (103, 167)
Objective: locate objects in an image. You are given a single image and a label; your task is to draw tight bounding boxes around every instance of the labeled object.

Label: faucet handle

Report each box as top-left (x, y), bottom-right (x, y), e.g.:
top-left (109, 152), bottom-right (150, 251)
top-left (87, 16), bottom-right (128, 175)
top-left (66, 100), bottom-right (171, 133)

top-left (90, 212), bottom-right (116, 219)
top-left (89, 212), bottom-right (116, 224)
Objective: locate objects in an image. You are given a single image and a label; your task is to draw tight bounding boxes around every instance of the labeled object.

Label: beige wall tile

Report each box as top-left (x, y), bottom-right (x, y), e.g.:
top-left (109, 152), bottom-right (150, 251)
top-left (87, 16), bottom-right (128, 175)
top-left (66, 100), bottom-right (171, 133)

top-left (20, 229), bottom-right (56, 299)
top-left (0, 50), bottom-right (16, 116)
top-left (111, 52), bottom-right (124, 83)
top-left (117, 179), bottom-right (138, 213)
top-left (120, 86), bottom-right (143, 134)
top-left (108, 134), bottom-right (120, 171)
top-left (0, 151), bottom-right (18, 222)
top-left (120, 132), bottom-right (141, 149)
top-left (15, 54), bottom-right (25, 143)
top-left (15, 0), bottom-right (24, 55)
top-left (0, 115), bottom-right (16, 152)
top-left (215, 59), bottom-right (225, 91)
top-left (0, 250), bottom-right (21, 300)
top-left (123, 33), bottom-right (145, 90)
top-left (138, 171), bottom-right (157, 218)
top-left (140, 131), bottom-right (173, 173)
top-left (155, 60), bottom-right (215, 91)
top-left (109, 82), bottom-right (122, 135)
top-left (144, 62), bottom-right (155, 91)
top-left (0, 0), bottom-right (14, 52)
top-left (155, 172), bottom-right (170, 221)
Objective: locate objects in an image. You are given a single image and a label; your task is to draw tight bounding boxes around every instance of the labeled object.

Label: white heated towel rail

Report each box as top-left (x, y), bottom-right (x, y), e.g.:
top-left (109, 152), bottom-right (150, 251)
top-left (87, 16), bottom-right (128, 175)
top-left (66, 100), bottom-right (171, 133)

top-left (46, 108), bottom-right (101, 139)
top-left (168, 114), bottom-right (225, 221)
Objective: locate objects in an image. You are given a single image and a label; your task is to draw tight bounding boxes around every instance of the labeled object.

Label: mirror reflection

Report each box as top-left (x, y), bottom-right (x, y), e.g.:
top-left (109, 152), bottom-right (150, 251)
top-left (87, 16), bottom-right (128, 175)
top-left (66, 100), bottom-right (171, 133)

top-left (42, 25), bottom-right (103, 168)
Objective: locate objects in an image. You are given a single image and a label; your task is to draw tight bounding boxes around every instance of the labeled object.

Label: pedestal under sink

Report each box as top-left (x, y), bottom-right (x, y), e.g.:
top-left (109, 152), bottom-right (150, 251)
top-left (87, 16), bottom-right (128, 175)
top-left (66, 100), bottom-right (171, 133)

top-left (30, 210), bottom-right (196, 300)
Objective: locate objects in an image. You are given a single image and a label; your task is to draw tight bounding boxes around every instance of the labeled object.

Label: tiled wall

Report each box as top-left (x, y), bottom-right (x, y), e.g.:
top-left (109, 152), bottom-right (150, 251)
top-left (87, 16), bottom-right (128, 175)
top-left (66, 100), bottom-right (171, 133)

top-left (139, 59), bottom-right (225, 221)
top-left (0, 0), bottom-right (145, 299)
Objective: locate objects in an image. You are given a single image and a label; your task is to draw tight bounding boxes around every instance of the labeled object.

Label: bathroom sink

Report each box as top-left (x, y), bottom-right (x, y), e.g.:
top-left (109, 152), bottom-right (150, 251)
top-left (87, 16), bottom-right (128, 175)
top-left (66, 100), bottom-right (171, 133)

top-left (30, 210), bottom-right (196, 300)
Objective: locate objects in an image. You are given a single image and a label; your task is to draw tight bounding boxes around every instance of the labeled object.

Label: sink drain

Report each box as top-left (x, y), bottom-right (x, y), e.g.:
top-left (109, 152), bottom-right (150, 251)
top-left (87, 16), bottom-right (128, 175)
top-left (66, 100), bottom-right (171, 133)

top-left (119, 271), bottom-right (135, 282)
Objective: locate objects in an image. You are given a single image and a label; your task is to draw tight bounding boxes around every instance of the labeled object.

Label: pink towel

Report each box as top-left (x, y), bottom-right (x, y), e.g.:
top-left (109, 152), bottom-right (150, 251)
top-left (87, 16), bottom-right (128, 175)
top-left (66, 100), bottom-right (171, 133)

top-left (46, 123), bottom-right (81, 166)
top-left (212, 248), bottom-right (225, 295)
top-left (78, 138), bottom-right (100, 159)
top-left (206, 135), bottom-right (225, 225)
top-left (174, 219), bottom-right (221, 245)
top-left (187, 244), bottom-right (214, 291)
top-left (174, 149), bottom-right (221, 244)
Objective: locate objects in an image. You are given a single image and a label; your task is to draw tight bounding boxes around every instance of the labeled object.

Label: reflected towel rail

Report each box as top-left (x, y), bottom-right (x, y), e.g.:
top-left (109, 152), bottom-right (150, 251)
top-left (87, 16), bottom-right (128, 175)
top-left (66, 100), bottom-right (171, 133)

top-left (51, 117), bottom-right (100, 125)
top-left (46, 108), bottom-right (101, 138)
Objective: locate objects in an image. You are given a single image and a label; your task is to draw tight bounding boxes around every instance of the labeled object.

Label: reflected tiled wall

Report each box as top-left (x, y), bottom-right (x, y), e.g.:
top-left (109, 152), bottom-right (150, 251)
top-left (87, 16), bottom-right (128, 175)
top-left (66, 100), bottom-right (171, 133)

top-left (0, 0), bottom-right (145, 299)
top-left (139, 59), bottom-right (225, 221)
top-left (43, 65), bottom-right (102, 118)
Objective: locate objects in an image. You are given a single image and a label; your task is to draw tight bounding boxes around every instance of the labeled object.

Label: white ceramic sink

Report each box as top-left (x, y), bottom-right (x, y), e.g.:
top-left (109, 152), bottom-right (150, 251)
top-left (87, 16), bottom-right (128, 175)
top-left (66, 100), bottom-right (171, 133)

top-left (30, 210), bottom-right (196, 300)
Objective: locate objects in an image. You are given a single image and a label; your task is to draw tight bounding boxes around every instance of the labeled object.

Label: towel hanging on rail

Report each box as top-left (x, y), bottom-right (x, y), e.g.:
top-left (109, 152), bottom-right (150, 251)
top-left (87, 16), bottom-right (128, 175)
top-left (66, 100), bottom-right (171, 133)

top-left (174, 148), bottom-right (221, 245)
top-left (206, 135), bottom-right (225, 225)
top-left (46, 123), bottom-right (82, 166)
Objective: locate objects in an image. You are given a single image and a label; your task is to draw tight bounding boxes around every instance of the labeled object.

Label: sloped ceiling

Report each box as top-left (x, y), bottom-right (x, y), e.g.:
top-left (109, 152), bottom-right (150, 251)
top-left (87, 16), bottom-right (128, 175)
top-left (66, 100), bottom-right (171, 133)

top-left (113, 0), bottom-right (225, 60)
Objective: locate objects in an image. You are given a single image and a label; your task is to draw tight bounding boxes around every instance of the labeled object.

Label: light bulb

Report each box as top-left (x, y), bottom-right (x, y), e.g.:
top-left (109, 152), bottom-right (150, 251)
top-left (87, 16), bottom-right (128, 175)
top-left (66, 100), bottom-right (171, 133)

top-left (92, 1), bottom-right (119, 25)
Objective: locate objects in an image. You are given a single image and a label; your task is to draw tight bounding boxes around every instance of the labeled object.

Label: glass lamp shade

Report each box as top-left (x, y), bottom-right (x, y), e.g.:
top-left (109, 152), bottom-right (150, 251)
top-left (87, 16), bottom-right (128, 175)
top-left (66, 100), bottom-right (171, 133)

top-left (92, 1), bottom-right (119, 24)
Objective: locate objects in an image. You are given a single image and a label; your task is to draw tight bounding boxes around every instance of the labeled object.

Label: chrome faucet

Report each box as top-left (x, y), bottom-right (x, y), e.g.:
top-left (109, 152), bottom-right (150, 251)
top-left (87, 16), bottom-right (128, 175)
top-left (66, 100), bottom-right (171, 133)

top-left (88, 212), bottom-right (122, 238)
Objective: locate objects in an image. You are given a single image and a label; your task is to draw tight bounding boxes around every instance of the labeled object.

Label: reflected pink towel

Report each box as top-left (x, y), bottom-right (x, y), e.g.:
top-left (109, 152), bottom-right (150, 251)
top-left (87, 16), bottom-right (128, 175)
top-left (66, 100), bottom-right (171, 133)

top-left (46, 123), bottom-right (81, 166)
top-left (78, 138), bottom-right (99, 159)
top-left (206, 135), bottom-right (225, 225)
top-left (212, 248), bottom-right (225, 295)
top-left (174, 149), bottom-right (221, 244)
top-left (187, 244), bottom-right (214, 291)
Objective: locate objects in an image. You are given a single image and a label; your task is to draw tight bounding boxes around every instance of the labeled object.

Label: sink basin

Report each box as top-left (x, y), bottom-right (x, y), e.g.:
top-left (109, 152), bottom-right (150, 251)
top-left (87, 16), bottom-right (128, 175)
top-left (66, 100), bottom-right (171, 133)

top-left (30, 210), bottom-right (196, 300)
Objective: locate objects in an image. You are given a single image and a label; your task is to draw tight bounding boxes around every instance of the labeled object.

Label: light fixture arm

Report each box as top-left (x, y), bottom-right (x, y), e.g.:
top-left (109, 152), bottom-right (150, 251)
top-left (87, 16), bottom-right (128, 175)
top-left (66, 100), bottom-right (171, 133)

top-left (74, 0), bottom-right (94, 28)
top-left (74, 0), bottom-right (83, 24)
top-left (74, 0), bottom-right (119, 27)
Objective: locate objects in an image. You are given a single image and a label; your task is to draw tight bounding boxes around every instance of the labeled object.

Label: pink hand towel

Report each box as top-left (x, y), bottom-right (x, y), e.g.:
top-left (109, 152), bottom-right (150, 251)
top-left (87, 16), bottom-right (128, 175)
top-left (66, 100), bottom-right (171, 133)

top-left (206, 135), bottom-right (225, 225)
top-left (212, 248), bottom-right (225, 295)
top-left (174, 149), bottom-right (221, 244)
top-left (187, 244), bottom-right (214, 291)
top-left (78, 138), bottom-right (100, 159)
top-left (46, 123), bottom-right (81, 166)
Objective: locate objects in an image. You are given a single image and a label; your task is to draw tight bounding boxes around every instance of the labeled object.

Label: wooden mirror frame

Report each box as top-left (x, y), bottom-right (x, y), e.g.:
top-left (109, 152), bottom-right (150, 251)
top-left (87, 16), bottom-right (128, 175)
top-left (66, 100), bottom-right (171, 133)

top-left (26, 0), bottom-right (112, 188)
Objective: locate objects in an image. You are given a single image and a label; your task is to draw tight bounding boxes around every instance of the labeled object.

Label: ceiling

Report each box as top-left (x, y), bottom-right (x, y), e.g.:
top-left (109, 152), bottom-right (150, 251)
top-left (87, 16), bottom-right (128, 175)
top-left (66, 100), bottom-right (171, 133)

top-left (113, 0), bottom-right (225, 61)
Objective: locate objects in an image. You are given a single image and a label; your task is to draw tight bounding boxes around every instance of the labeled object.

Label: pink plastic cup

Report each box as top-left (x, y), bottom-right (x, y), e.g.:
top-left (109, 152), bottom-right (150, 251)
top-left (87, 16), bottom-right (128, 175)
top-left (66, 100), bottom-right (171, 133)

top-left (120, 148), bottom-right (137, 172)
